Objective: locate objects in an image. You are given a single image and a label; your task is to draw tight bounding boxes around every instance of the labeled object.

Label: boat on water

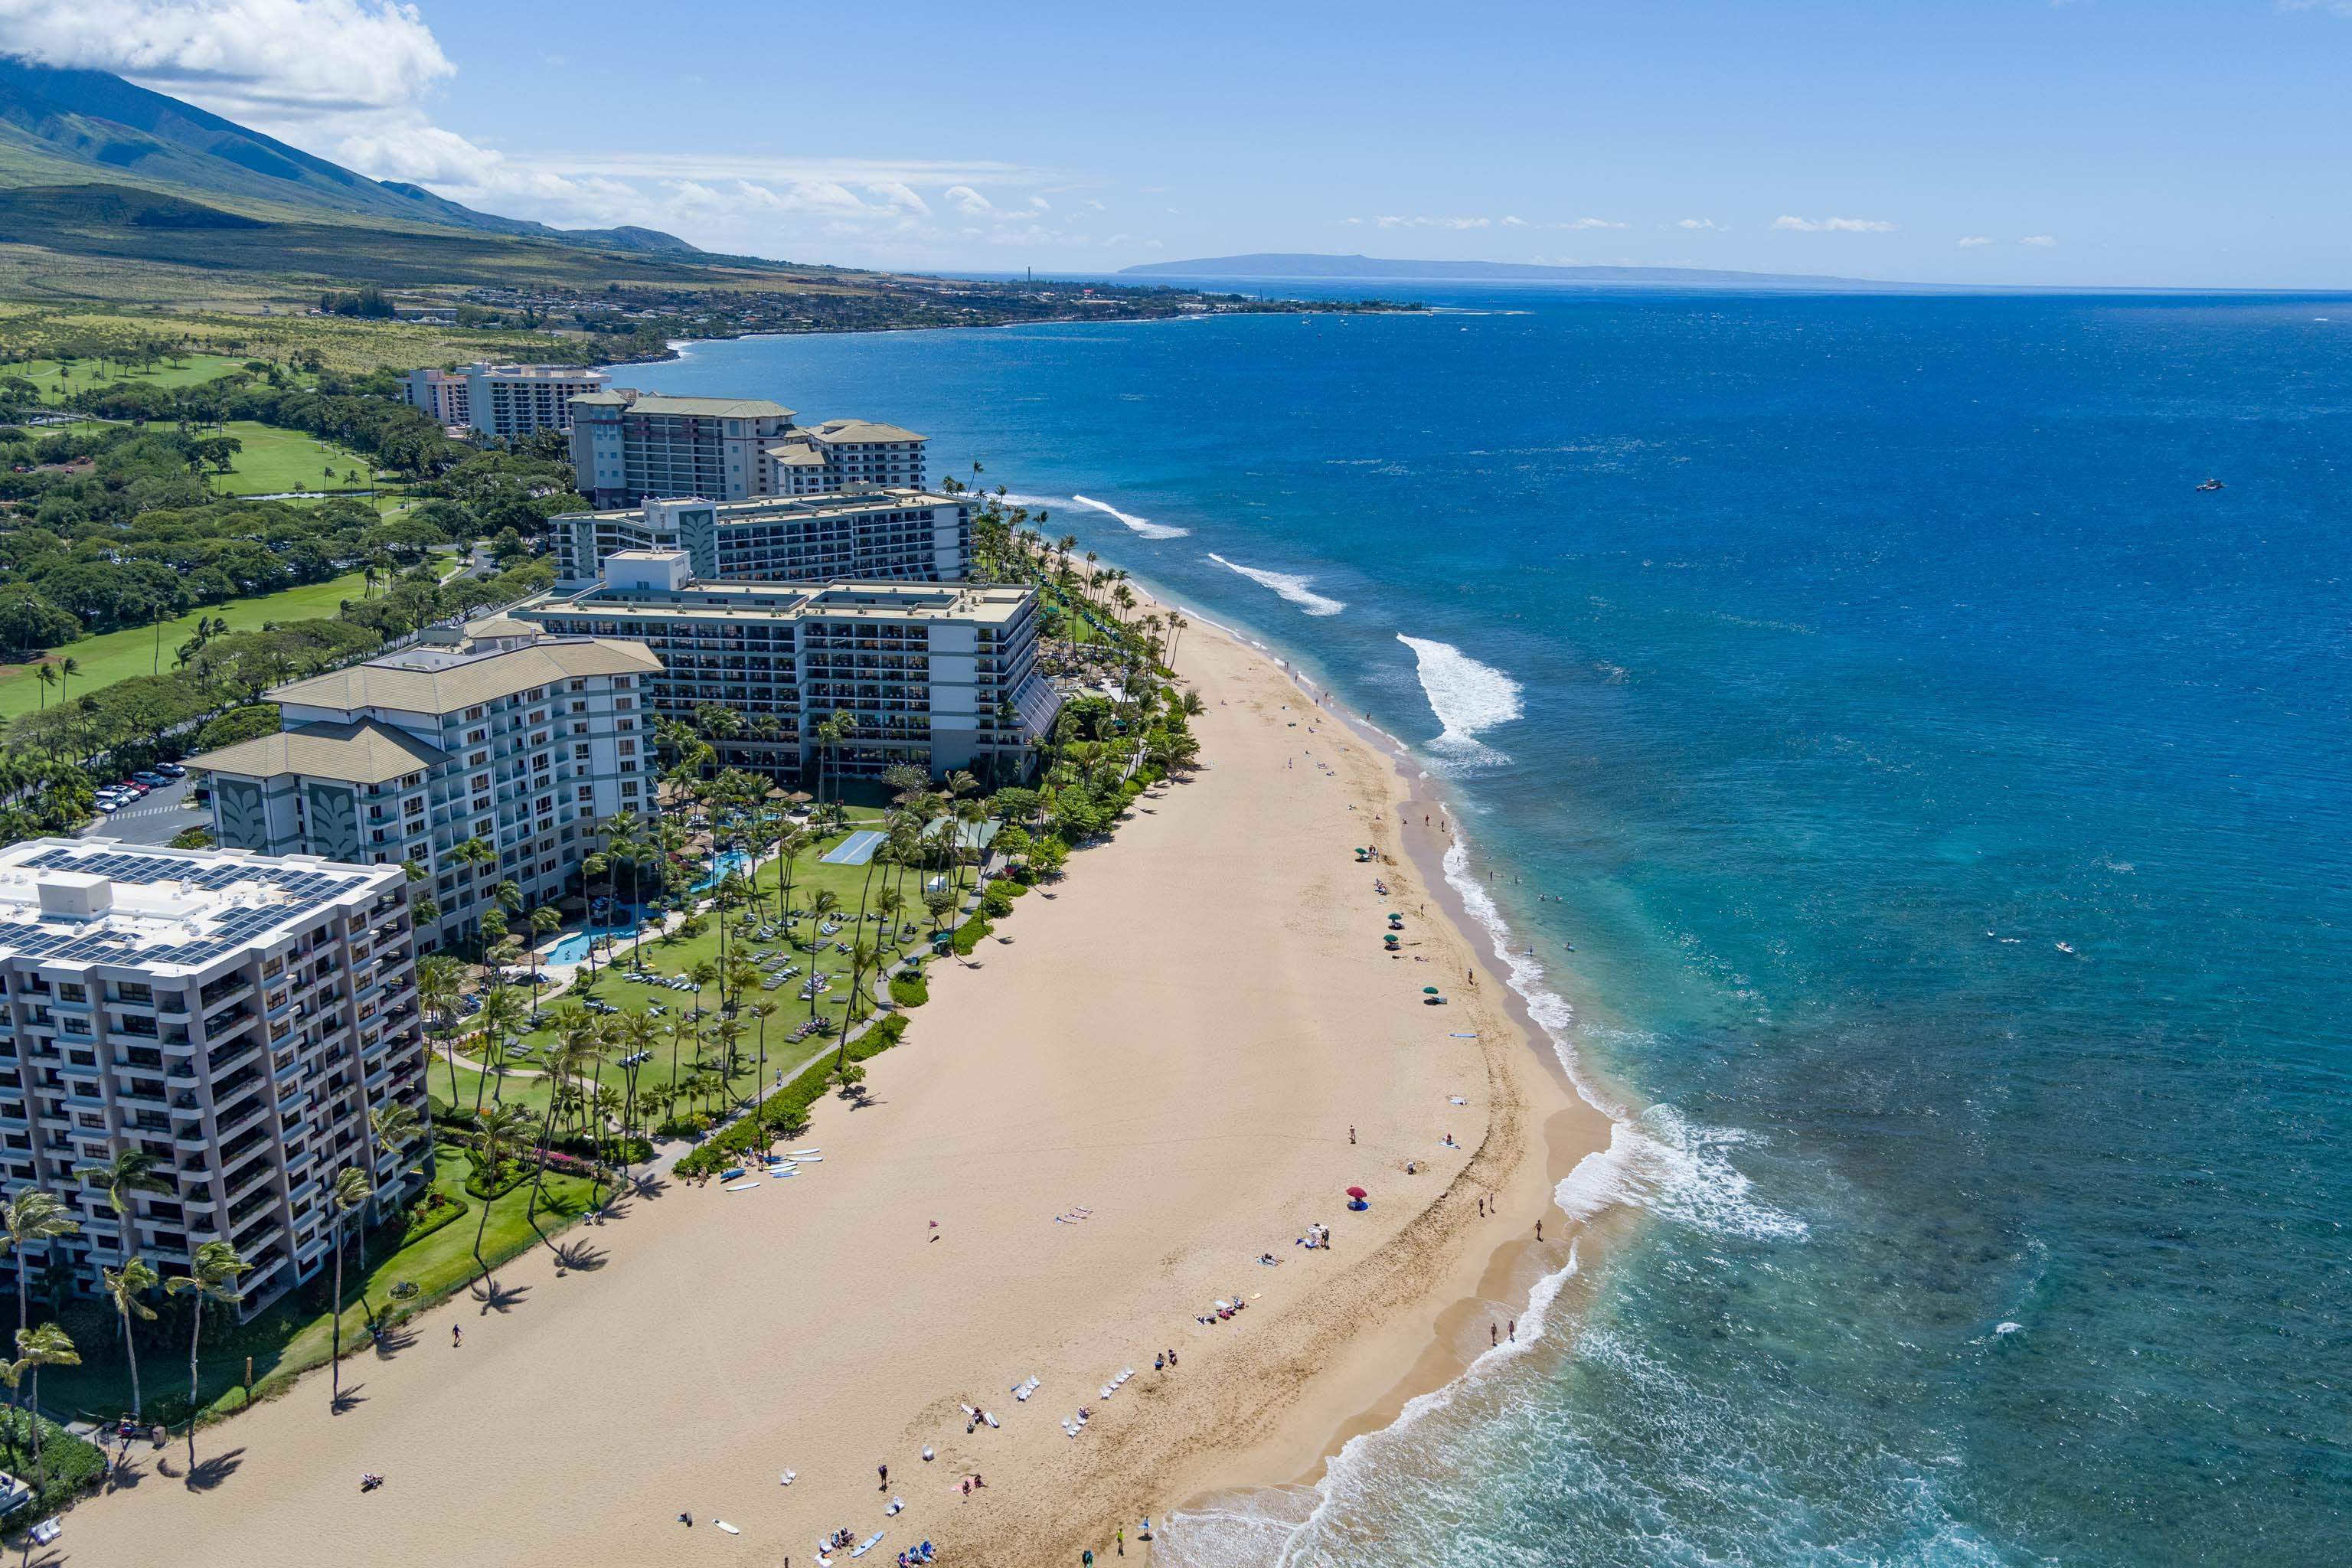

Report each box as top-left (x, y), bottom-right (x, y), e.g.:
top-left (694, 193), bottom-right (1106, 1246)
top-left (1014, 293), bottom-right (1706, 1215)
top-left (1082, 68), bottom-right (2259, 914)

top-left (2056, 942), bottom-right (2076, 954)
top-left (2197, 479), bottom-right (2225, 492)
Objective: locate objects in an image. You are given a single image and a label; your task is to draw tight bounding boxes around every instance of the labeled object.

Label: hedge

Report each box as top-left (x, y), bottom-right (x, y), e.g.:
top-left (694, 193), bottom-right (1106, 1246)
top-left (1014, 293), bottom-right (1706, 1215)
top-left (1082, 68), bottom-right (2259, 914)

top-left (887, 972), bottom-right (929, 1008)
top-left (951, 914), bottom-right (993, 955)
top-left (0, 1406), bottom-right (106, 1513)
top-left (674, 1014), bottom-right (911, 1180)
top-left (382, 1188), bottom-right (468, 1250)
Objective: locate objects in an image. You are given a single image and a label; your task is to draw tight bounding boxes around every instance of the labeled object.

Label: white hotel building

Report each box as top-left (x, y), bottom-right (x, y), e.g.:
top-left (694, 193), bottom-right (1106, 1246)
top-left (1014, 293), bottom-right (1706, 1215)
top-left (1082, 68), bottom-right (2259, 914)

top-left (567, 390), bottom-right (930, 509)
top-left (399, 362), bottom-right (612, 438)
top-left (190, 619), bottom-right (661, 949)
top-left (552, 493), bottom-right (972, 587)
top-left (517, 550), bottom-right (1059, 785)
top-left (0, 840), bottom-right (427, 1318)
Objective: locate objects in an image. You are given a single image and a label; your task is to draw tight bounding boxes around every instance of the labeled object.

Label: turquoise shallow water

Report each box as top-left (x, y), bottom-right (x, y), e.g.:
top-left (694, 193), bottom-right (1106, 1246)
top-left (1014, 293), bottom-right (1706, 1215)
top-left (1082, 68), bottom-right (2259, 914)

top-left (615, 290), bottom-right (2350, 1566)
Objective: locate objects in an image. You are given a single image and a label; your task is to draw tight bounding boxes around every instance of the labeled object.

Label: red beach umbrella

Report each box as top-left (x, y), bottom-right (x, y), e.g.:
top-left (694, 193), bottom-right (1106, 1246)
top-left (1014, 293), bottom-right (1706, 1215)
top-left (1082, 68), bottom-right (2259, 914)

top-left (1345, 1186), bottom-right (1368, 1200)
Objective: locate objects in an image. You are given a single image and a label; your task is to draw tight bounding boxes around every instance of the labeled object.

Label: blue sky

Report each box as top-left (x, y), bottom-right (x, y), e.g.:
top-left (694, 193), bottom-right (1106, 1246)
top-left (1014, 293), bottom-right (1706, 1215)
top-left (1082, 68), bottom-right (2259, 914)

top-left (5, 0), bottom-right (2350, 285)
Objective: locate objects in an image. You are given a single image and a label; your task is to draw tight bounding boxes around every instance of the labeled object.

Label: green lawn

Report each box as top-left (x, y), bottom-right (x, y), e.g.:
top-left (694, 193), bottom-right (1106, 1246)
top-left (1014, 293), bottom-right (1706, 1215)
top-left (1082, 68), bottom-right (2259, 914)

top-left (0, 568), bottom-right (371, 722)
top-left (9, 351), bottom-right (254, 402)
top-left (441, 823), bottom-right (958, 1124)
top-left (211, 418), bottom-right (378, 496)
top-left (42, 1142), bottom-right (597, 1425)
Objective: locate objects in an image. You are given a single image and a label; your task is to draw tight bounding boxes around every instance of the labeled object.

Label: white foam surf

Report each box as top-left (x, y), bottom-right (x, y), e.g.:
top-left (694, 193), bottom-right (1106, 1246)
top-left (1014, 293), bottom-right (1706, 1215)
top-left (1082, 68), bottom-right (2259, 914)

top-left (1070, 493), bottom-right (1190, 539)
top-left (1396, 635), bottom-right (1522, 767)
top-left (994, 491), bottom-right (1190, 539)
top-left (1206, 554), bottom-right (1346, 616)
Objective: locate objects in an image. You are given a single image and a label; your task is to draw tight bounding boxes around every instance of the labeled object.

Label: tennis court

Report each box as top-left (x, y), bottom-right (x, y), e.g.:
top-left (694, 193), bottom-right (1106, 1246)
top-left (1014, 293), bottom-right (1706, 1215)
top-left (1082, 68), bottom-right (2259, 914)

top-left (819, 828), bottom-right (887, 865)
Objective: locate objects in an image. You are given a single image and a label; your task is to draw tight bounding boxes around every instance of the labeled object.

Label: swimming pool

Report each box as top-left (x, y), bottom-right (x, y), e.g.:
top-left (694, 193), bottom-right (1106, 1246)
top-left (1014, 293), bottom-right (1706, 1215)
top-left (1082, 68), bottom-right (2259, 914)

top-left (545, 922), bottom-right (639, 965)
top-left (690, 850), bottom-right (750, 892)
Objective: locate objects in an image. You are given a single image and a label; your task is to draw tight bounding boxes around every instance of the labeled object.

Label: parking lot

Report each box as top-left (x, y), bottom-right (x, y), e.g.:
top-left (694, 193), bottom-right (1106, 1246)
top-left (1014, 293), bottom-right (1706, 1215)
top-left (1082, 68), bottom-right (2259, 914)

top-left (81, 775), bottom-right (201, 846)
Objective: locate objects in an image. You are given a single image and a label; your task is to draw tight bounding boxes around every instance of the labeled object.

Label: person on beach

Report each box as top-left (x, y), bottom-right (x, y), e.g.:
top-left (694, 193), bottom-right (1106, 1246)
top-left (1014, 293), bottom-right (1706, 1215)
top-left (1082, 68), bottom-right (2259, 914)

top-left (1119, 1527), bottom-right (1127, 1555)
top-left (1349, 1125), bottom-right (1357, 1145)
top-left (879, 1461), bottom-right (890, 1490)
top-left (452, 1325), bottom-right (461, 1348)
top-left (1491, 1323), bottom-right (1499, 1347)
top-left (1478, 1196), bottom-right (1486, 1217)
top-left (1509, 1319), bottom-right (1517, 1341)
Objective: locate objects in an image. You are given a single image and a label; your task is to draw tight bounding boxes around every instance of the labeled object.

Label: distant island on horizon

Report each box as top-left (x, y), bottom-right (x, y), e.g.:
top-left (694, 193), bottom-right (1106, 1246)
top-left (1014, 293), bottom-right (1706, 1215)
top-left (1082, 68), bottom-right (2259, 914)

top-left (1120, 252), bottom-right (1902, 289)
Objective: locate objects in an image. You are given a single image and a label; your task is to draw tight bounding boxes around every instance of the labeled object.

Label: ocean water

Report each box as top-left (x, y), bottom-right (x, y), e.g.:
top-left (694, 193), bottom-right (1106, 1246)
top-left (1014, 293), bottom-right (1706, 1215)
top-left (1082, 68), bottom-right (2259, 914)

top-left (619, 289), bottom-right (2350, 1566)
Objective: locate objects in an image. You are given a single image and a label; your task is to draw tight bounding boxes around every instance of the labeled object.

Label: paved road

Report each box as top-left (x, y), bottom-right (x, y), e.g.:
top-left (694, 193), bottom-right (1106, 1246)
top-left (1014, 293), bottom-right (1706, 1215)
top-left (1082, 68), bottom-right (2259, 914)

top-left (82, 776), bottom-right (201, 845)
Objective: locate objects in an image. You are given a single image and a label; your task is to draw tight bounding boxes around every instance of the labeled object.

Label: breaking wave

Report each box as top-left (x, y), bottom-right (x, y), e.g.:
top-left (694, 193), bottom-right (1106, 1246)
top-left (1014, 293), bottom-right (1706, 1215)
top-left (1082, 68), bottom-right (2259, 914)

top-left (1395, 635), bottom-right (1523, 767)
top-left (1207, 554), bottom-right (1346, 616)
top-left (1071, 493), bottom-right (1190, 538)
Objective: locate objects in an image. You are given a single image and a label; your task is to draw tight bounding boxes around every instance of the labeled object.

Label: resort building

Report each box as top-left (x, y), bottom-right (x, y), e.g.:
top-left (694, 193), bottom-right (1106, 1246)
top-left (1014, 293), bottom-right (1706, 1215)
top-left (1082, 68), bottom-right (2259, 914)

top-left (187, 620), bottom-right (662, 949)
top-left (567, 390), bottom-right (796, 508)
top-left (760, 420), bottom-right (929, 495)
top-left (515, 550), bottom-right (1060, 785)
top-left (551, 493), bottom-right (972, 587)
top-left (398, 362), bottom-right (612, 438)
top-left (0, 839), bottom-right (427, 1320)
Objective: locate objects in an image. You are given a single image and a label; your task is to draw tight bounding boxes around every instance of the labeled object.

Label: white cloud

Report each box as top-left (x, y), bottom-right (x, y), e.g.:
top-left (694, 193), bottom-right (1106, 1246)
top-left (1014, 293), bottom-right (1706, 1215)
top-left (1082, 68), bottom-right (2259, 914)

top-left (1772, 215), bottom-right (1897, 233)
top-left (1677, 217), bottom-right (1723, 230)
top-left (1564, 217), bottom-right (1628, 230)
top-left (1500, 215), bottom-right (1530, 227)
top-left (1341, 216), bottom-right (1365, 225)
top-left (0, 0), bottom-right (453, 123)
top-left (1958, 235), bottom-right (1994, 247)
top-left (864, 181), bottom-right (929, 216)
top-left (0, 0), bottom-right (1081, 267)
top-left (2020, 234), bottom-right (2058, 246)
top-left (1028, 195), bottom-right (1051, 211)
top-left (1374, 215), bottom-right (1494, 229)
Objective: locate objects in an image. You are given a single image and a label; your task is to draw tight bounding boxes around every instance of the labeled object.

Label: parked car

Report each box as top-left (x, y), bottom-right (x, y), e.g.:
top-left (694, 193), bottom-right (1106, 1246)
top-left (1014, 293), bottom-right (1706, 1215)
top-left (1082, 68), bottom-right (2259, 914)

top-left (152, 762), bottom-right (186, 779)
top-left (114, 780), bottom-right (148, 796)
top-left (132, 770), bottom-right (168, 787)
top-left (93, 798), bottom-right (121, 813)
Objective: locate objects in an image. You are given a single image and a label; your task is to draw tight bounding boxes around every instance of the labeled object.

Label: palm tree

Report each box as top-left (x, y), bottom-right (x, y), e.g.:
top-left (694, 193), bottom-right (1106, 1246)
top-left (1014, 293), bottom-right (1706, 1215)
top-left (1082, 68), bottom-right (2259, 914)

top-left (0, 1189), bottom-right (79, 1353)
top-left (362, 1102), bottom-right (420, 1269)
top-left (33, 663), bottom-right (56, 710)
top-left (327, 1166), bottom-right (371, 1406)
top-left (416, 952), bottom-right (466, 1105)
top-left (165, 1241), bottom-right (248, 1468)
top-left (469, 1104), bottom-right (534, 1290)
top-left (526, 904), bottom-right (561, 1011)
top-left (100, 1254), bottom-right (158, 1420)
top-left (688, 958), bottom-right (720, 1022)
top-left (57, 656), bottom-right (81, 708)
top-left (77, 1148), bottom-right (168, 1304)
top-left (472, 984), bottom-right (525, 1114)
top-left (14, 1322), bottom-right (76, 1493)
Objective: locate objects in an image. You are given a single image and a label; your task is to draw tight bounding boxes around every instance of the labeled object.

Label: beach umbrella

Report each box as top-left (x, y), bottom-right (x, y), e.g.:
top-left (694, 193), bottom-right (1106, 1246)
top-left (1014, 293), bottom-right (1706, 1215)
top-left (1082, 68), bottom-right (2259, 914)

top-left (1423, 986), bottom-right (1439, 994)
top-left (1345, 1186), bottom-right (1368, 1200)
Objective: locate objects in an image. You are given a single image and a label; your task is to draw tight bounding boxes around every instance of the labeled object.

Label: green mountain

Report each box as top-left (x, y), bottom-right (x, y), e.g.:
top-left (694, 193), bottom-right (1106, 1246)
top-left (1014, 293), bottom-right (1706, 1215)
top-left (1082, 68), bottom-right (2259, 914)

top-left (0, 54), bottom-right (695, 252)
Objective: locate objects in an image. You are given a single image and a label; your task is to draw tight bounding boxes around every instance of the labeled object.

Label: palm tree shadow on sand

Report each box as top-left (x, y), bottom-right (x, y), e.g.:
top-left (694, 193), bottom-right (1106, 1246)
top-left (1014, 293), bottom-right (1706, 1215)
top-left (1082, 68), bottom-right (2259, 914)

top-left (370, 1321), bottom-right (420, 1358)
top-left (471, 1278), bottom-right (531, 1314)
top-left (331, 1383), bottom-right (368, 1416)
top-left (550, 1240), bottom-right (608, 1274)
top-left (172, 1446), bottom-right (247, 1491)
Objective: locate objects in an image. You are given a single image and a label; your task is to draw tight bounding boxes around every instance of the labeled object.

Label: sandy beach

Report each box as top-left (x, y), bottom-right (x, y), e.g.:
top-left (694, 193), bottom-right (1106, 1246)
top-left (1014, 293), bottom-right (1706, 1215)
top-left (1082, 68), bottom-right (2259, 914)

top-left (54, 614), bottom-right (1609, 1568)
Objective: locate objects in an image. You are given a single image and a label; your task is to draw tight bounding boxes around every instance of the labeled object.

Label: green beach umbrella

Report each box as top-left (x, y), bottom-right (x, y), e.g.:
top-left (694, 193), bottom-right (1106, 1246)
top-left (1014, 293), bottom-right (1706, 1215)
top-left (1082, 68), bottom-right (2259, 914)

top-left (1423, 986), bottom-right (1439, 995)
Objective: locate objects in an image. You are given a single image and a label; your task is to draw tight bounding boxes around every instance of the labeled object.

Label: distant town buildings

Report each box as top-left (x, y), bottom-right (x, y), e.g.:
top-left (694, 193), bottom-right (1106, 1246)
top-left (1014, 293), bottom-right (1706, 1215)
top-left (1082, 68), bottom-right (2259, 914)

top-left (551, 493), bottom-right (972, 588)
top-left (516, 550), bottom-right (1059, 785)
top-left (398, 362), bottom-right (612, 438)
top-left (188, 620), bottom-right (660, 949)
top-left (0, 840), bottom-right (426, 1319)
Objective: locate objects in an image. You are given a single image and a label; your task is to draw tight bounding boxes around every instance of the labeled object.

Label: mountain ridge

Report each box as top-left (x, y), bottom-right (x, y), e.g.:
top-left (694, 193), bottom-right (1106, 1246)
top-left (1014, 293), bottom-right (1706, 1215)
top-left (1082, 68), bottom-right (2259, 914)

top-left (0, 55), bottom-right (697, 254)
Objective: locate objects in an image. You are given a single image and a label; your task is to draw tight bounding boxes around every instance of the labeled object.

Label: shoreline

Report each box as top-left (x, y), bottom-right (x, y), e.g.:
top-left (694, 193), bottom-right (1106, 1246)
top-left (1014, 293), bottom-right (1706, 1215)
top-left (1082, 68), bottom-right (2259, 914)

top-left (1133, 608), bottom-right (1628, 1559)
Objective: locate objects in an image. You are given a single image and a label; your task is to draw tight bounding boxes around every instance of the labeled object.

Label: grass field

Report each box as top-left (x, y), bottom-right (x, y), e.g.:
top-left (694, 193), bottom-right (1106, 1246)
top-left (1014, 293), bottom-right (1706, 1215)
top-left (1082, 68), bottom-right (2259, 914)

top-left (41, 1142), bottom-right (598, 1424)
top-left (439, 820), bottom-right (956, 1123)
top-left (0, 567), bottom-right (371, 722)
top-left (212, 417), bottom-right (377, 496)
top-left (9, 350), bottom-right (252, 401)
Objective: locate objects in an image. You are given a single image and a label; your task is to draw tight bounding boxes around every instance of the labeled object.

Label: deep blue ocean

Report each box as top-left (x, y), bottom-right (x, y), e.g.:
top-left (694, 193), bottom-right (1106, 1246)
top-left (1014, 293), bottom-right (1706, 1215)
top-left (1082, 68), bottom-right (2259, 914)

top-left (615, 288), bottom-right (2350, 1566)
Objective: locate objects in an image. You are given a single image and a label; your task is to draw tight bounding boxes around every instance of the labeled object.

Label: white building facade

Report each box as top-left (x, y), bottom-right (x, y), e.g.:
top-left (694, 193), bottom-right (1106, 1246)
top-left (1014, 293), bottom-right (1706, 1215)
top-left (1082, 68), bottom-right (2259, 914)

top-left (517, 550), bottom-right (1059, 786)
top-left (400, 363), bottom-right (611, 438)
top-left (760, 420), bottom-right (929, 495)
top-left (567, 391), bottom-right (796, 508)
top-left (0, 840), bottom-right (427, 1319)
top-left (189, 623), bottom-right (662, 949)
top-left (551, 493), bottom-right (972, 587)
